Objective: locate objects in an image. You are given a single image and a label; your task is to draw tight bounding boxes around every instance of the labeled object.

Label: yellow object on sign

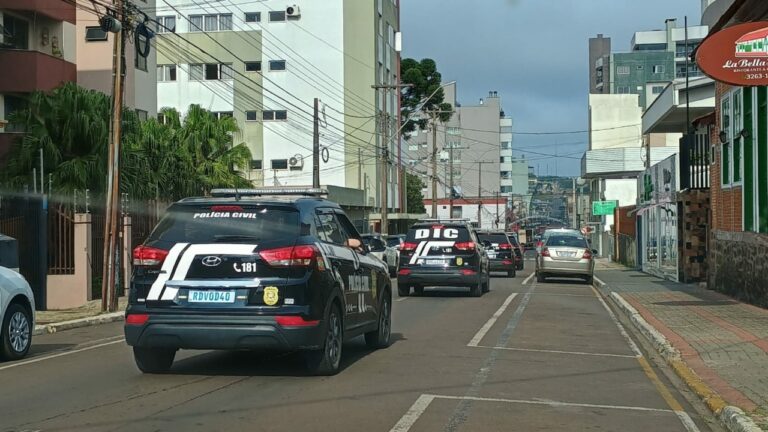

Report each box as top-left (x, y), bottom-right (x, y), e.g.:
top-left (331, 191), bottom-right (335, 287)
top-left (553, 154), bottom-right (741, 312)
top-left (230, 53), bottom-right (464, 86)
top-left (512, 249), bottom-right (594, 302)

top-left (263, 286), bottom-right (279, 306)
top-left (456, 257), bottom-right (463, 266)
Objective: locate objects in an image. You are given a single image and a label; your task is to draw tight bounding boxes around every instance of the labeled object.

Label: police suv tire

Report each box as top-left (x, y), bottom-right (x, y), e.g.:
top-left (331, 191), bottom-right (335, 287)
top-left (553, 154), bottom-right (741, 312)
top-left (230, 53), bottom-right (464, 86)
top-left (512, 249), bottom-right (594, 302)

top-left (413, 286), bottom-right (424, 296)
top-left (397, 284), bottom-right (410, 297)
top-left (133, 347), bottom-right (176, 373)
top-left (507, 270), bottom-right (516, 278)
top-left (304, 304), bottom-right (343, 376)
top-left (365, 293), bottom-right (391, 349)
top-left (482, 277), bottom-right (490, 293)
top-left (1, 303), bottom-right (32, 361)
top-left (389, 266), bottom-right (397, 278)
top-left (470, 280), bottom-right (482, 297)
top-left (536, 272), bottom-right (546, 283)
top-left (585, 275), bottom-right (594, 285)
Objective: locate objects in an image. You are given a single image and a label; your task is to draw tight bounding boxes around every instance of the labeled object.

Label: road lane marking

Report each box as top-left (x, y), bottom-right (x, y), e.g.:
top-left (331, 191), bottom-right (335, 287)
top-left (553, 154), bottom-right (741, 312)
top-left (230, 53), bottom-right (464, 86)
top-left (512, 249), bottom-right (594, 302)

top-left (389, 394), bottom-right (435, 432)
top-left (593, 275), bottom-right (606, 286)
top-left (0, 339), bottom-right (124, 371)
top-left (389, 392), bottom-right (684, 431)
top-left (521, 273), bottom-right (535, 285)
top-left (532, 293), bottom-right (595, 297)
top-left (590, 286), bottom-right (642, 357)
top-left (591, 286), bottom-right (701, 432)
top-left (467, 293), bottom-right (518, 347)
top-left (475, 345), bottom-right (638, 359)
top-left (396, 297), bottom-right (409, 302)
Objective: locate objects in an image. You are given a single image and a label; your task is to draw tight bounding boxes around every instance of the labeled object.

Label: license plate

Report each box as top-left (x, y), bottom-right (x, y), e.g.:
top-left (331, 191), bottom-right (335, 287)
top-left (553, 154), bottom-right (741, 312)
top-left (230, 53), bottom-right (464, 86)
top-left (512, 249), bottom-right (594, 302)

top-left (188, 290), bottom-right (236, 303)
top-left (487, 252), bottom-right (497, 259)
top-left (559, 251), bottom-right (576, 257)
top-left (425, 259), bottom-right (447, 266)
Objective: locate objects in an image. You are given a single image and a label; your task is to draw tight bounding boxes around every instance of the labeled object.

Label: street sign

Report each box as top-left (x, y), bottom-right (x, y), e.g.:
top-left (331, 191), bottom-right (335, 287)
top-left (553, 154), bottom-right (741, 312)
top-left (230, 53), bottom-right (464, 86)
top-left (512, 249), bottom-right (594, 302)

top-left (592, 200), bottom-right (618, 216)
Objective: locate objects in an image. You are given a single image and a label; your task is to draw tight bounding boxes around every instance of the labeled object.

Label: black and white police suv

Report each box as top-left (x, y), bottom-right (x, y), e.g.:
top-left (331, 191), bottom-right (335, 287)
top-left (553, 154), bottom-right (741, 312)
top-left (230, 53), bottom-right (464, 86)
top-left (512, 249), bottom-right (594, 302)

top-left (124, 188), bottom-right (392, 376)
top-left (396, 219), bottom-right (490, 297)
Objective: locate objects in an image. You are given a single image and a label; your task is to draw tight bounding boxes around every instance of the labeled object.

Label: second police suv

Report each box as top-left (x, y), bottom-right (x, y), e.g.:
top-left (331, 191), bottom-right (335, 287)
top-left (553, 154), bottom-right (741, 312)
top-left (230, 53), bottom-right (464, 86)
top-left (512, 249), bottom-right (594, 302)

top-left (124, 188), bottom-right (392, 376)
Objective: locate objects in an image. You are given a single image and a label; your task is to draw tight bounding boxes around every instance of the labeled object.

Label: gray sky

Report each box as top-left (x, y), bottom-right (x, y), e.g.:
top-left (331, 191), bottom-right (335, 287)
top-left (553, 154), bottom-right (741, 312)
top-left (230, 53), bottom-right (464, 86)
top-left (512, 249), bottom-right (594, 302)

top-left (401, 0), bottom-right (701, 177)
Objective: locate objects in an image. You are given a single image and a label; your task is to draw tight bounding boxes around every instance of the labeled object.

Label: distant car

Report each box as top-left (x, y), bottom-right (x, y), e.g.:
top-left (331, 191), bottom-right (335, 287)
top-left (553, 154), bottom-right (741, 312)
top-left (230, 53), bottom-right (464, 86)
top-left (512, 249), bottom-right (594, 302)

top-left (0, 266), bottom-right (34, 361)
top-left (361, 234), bottom-right (399, 277)
top-left (397, 219), bottom-right (490, 297)
top-left (536, 228), bottom-right (581, 254)
top-left (507, 235), bottom-right (525, 270)
top-left (535, 234), bottom-right (595, 284)
top-left (385, 234), bottom-right (405, 251)
top-left (476, 231), bottom-right (516, 277)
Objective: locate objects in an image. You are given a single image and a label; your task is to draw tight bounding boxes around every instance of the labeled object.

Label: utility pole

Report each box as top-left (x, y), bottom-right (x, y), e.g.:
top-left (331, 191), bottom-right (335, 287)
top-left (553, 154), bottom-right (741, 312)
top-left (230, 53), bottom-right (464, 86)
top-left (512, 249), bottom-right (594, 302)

top-left (101, 1), bottom-right (125, 312)
top-left (495, 191), bottom-right (500, 229)
top-left (313, 98), bottom-right (320, 188)
top-left (477, 161), bottom-right (484, 228)
top-left (572, 177), bottom-right (578, 229)
top-left (449, 143), bottom-right (454, 218)
top-left (431, 111), bottom-right (438, 218)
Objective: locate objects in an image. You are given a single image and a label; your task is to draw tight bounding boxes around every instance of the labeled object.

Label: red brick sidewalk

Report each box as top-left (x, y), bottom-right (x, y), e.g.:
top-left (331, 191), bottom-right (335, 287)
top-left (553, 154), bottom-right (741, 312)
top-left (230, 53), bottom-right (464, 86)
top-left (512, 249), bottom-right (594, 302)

top-left (595, 265), bottom-right (768, 429)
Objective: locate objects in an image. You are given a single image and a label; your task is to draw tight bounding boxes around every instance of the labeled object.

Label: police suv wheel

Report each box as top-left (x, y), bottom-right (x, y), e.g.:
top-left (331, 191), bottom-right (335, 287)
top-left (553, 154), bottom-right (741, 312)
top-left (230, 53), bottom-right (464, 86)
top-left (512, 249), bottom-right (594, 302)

top-left (365, 293), bottom-right (391, 349)
top-left (413, 286), bottom-right (424, 296)
top-left (305, 304), bottom-right (343, 376)
top-left (469, 280), bottom-right (482, 297)
top-left (1, 304), bottom-right (32, 360)
top-left (397, 284), bottom-right (410, 297)
top-left (133, 347), bottom-right (176, 373)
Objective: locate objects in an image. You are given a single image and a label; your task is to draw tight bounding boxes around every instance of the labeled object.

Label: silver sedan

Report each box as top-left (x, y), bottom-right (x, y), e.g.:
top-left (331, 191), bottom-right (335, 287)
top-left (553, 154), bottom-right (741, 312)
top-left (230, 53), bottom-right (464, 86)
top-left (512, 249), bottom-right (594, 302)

top-left (535, 234), bottom-right (595, 284)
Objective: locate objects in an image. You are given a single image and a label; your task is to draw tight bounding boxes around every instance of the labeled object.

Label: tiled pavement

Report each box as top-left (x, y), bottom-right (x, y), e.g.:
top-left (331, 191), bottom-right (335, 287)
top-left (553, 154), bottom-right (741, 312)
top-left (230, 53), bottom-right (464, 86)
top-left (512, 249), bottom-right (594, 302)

top-left (595, 262), bottom-right (768, 428)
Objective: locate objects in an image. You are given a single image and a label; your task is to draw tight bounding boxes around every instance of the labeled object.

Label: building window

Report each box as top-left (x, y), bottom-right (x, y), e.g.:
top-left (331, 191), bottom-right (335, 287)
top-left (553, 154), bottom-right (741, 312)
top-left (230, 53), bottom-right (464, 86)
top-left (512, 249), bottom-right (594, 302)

top-left (136, 109), bottom-right (148, 122)
top-left (192, 63), bottom-right (233, 80)
top-left (616, 65), bottom-right (630, 75)
top-left (501, 141), bottom-right (511, 150)
top-left (721, 94), bottom-right (731, 186)
top-left (85, 27), bottom-right (108, 42)
top-left (245, 12), bottom-right (261, 23)
top-left (263, 110), bottom-right (288, 121)
top-left (617, 86), bottom-right (631, 94)
top-left (636, 65), bottom-right (644, 70)
top-left (271, 159), bottom-right (288, 170)
top-left (245, 111), bottom-right (258, 121)
top-left (269, 11), bottom-right (286, 22)
top-left (155, 16), bottom-right (175, 33)
top-left (135, 38), bottom-right (148, 72)
top-left (2, 14), bottom-right (29, 49)
top-left (250, 159), bottom-right (263, 170)
top-left (269, 60), bottom-right (286, 71)
top-left (190, 14), bottom-right (232, 32)
top-left (157, 64), bottom-right (177, 82)
top-left (245, 61), bottom-right (262, 72)
top-left (652, 65), bottom-right (664, 74)
top-left (447, 127), bottom-right (461, 135)
top-left (651, 85), bottom-right (665, 95)
top-left (500, 126), bottom-right (513, 133)
top-left (189, 15), bottom-right (203, 31)
top-left (733, 89), bottom-right (743, 183)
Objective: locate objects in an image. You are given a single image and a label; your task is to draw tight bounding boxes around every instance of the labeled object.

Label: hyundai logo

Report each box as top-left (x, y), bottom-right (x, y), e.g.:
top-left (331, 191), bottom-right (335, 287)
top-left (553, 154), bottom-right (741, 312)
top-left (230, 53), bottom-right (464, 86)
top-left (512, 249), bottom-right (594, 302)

top-left (201, 256), bottom-right (222, 267)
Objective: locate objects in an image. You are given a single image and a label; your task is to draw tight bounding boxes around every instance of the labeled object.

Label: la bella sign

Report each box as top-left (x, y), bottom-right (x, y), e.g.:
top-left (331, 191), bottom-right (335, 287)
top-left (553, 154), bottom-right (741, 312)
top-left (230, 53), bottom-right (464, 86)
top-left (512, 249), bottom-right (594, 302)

top-left (697, 21), bottom-right (768, 86)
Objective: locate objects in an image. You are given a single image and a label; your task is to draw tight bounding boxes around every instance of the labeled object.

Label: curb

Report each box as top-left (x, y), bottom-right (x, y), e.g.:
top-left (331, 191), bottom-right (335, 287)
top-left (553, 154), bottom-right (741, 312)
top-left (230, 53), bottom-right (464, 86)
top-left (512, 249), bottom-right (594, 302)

top-left (33, 311), bottom-right (125, 336)
top-left (594, 281), bottom-right (762, 432)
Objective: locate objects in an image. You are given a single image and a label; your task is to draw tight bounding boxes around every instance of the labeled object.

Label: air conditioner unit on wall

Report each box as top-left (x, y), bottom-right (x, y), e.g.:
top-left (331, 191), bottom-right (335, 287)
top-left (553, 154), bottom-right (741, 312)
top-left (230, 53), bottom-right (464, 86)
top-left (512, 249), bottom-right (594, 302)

top-left (289, 154), bottom-right (304, 169)
top-left (286, 5), bottom-right (301, 17)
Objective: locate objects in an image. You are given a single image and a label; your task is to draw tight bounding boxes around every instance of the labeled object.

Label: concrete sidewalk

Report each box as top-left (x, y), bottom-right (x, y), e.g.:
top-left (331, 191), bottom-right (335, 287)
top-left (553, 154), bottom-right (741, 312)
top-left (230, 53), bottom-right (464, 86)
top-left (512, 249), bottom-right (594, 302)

top-left (595, 260), bottom-right (768, 431)
top-left (33, 297), bottom-right (127, 335)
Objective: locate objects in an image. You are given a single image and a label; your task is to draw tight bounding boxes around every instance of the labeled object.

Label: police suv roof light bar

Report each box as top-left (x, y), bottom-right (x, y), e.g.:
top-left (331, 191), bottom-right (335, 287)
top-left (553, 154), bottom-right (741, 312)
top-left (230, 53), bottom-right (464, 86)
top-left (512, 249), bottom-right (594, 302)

top-left (210, 188), bottom-right (329, 198)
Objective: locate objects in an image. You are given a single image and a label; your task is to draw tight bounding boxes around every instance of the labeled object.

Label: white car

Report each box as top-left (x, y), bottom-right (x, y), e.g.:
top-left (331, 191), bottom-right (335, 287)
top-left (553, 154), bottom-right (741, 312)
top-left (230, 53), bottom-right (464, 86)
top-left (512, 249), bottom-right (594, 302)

top-left (361, 234), bottom-right (399, 278)
top-left (0, 266), bottom-right (34, 360)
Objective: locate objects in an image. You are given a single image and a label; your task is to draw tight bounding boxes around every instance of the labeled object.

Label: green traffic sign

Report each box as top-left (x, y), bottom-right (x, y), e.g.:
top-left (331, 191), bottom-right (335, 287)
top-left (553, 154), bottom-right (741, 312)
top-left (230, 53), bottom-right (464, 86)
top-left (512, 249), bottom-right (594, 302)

top-left (592, 200), bottom-right (618, 216)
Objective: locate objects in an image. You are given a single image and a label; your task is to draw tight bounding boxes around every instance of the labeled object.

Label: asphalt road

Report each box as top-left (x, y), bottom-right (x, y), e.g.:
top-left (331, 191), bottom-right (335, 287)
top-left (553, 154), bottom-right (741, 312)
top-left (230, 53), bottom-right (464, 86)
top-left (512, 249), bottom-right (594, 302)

top-left (0, 263), bottom-right (723, 432)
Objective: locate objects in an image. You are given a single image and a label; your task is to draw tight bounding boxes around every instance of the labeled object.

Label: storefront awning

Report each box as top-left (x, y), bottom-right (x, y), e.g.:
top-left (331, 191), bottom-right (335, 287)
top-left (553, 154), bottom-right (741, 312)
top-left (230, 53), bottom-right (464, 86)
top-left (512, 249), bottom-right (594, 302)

top-left (642, 78), bottom-right (716, 134)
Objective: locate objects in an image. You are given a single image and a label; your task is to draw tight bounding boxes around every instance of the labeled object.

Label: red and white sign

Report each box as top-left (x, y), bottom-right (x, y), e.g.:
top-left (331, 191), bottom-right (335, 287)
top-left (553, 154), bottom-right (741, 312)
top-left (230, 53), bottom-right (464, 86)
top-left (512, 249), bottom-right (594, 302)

top-left (580, 226), bottom-right (594, 235)
top-left (696, 21), bottom-right (768, 86)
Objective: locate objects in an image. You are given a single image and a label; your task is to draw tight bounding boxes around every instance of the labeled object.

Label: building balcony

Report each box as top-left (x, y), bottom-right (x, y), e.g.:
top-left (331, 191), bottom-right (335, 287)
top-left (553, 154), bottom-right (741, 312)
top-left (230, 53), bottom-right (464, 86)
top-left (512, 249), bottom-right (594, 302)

top-left (0, 0), bottom-right (75, 23)
top-left (581, 147), bottom-right (678, 179)
top-left (0, 50), bottom-right (76, 94)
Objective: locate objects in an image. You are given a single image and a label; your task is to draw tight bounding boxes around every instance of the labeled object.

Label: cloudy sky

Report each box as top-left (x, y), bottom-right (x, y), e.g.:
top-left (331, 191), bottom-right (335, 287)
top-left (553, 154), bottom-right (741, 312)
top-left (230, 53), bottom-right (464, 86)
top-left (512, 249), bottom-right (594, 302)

top-left (401, 0), bottom-right (701, 177)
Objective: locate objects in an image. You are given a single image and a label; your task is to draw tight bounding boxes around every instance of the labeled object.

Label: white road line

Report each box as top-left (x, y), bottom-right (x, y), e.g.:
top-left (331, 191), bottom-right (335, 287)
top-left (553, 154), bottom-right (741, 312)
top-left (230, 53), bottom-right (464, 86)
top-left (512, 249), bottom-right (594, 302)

top-left (396, 297), bottom-right (409, 302)
top-left (532, 293), bottom-right (595, 297)
top-left (467, 293), bottom-right (518, 347)
top-left (388, 394), bottom-right (435, 432)
top-left (675, 410), bottom-right (702, 432)
top-left (593, 275), bottom-right (606, 287)
top-left (521, 273), bottom-right (535, 285)
top-left (590, 286), bottom-right (642, 358)
top-left (434, 393), bottom-right (675, 413)
top-left (0, 339), bottom-right (125, 371)
top-left (475, 345), bottom-right (638, 359)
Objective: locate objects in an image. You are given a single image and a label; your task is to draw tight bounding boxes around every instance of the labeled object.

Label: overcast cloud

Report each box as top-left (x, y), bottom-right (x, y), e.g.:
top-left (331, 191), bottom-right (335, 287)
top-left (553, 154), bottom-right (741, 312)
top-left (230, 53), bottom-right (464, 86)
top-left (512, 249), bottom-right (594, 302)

top-left (401, 0), bottom-right (701, 177)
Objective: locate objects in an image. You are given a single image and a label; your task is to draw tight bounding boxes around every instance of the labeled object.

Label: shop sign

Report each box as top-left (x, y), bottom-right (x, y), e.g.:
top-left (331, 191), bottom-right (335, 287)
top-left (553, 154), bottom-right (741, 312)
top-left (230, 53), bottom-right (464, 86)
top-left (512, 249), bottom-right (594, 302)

top-left (696, 21), bottom-right (768, 86)
top-left (592, 200), bottom-right (618, 216)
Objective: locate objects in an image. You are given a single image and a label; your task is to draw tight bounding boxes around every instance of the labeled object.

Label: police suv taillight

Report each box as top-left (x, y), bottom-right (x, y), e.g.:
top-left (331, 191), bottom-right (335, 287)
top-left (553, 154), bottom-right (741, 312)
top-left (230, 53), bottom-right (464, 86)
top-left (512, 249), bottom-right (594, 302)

top-left (259, 245), bottom-right (322, 269)
top-left (133, 246), bottom-right (169, 267)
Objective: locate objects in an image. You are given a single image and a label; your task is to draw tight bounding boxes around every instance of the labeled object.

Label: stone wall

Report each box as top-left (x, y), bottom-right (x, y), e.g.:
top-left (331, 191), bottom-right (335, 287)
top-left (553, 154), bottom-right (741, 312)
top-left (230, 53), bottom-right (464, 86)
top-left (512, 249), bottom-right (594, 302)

top-left (678, 190), bottom-right (710, 282)
top-left (710, 230), bottom-right (768, 307)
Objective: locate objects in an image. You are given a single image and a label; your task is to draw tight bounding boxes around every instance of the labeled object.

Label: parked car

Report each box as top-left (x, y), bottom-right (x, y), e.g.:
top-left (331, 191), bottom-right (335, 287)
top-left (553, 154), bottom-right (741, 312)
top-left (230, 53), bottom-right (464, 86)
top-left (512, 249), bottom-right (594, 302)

top-left (476, 231), bottom-right (516, 277)
top-left (536, 228), bottom-right (581, 254)
top-left (124, 188), bottom-right (392, 375)
top-left (361, 234), bottom-right (399, 277)
top-left (397, 219), bottom-right (490, 297)
top-left (0, 266), bottom-right (34, 360)
top-left (535, 234), bottom-right (596, 284)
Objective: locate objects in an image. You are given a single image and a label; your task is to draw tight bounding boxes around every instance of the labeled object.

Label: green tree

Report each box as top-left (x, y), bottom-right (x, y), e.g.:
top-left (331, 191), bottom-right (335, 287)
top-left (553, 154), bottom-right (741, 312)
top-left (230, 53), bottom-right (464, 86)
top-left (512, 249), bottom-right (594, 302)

top-left (400, 58), bottom-right (453, 136)
top-left (405, 172), bottom-right (426, 214)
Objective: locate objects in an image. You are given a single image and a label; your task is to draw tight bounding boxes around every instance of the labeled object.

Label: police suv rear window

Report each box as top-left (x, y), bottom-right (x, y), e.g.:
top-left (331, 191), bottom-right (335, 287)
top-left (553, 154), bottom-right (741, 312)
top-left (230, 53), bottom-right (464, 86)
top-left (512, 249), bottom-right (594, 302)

top-left (406, 224), bottom-right (470, 242)
top-left (146, 205), bottom-right (300, 248)
top-left (477, 233), bottom-right (509, 244)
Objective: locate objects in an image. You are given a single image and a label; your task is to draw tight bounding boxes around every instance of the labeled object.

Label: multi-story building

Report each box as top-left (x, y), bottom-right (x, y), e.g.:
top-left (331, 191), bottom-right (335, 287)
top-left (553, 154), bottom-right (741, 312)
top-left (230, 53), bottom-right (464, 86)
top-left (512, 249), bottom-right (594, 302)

top-left (155, 0), bottom-right (400, 221)
top-left (499, 117), bottom-right (514, 195)
top-left (76, 0), bottom-right (157, 118)
top-left (0, 0), bottom-right (77, 159)
top-left (589, 34), bottom-right (611, 94)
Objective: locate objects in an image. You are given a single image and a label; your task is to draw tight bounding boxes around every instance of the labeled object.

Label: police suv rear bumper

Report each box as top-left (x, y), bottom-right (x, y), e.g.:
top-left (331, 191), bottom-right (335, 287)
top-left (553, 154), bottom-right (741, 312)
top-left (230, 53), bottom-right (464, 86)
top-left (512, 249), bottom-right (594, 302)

top-left (397, 269), bottom-right (481, 287)
top-left (489, 259), bottom-right (515, 272)
top-left (124, 312), bottom-right (325, 351)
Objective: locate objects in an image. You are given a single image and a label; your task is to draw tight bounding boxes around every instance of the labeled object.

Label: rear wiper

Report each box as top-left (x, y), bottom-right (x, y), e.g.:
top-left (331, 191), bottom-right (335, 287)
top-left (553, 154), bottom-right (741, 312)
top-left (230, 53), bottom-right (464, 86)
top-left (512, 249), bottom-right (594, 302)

top-left (212, 235), bottom-right (261, 243)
